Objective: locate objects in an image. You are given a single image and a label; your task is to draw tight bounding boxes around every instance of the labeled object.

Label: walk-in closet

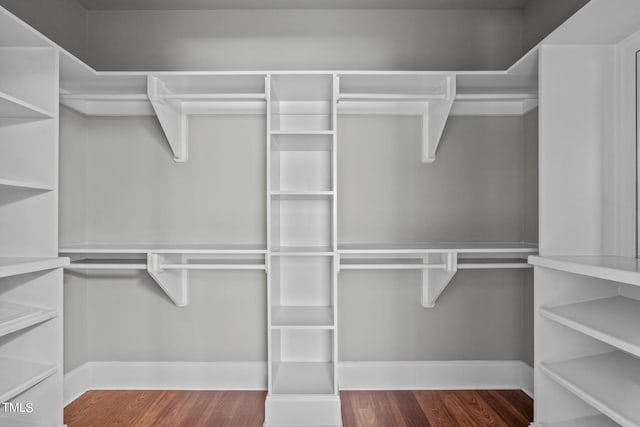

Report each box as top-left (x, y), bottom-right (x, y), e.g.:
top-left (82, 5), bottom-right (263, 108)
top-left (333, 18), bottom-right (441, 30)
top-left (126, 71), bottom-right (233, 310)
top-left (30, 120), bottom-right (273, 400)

top-left (0, 0), bottom-right (639, 426)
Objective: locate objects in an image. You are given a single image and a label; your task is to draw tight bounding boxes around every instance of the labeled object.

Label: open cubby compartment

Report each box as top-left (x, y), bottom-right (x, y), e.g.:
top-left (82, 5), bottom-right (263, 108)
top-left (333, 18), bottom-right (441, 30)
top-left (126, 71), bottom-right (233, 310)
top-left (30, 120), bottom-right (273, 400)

top-left (270, 74), bottom-right (334, 132)
top-left (0, 119), bottom-right (57, 189)
top-left (0, 373), bottom-right (62, 427)
top-left (271, 328), bottom-right (335, 395)
top-left (271, 134), bottom-right (333, 193)
top-left (155, 73), bottom-right (266, 98)
top-left (271, 197), bottom-right (333, 251)
top-left (338, 73), bottom-right (451, 99)
top-left (0, 47), bottom-right (57, 117)
top-left (271, 256), bottom-right (335, 328)
top-left (0, 192), bottom-right (57, 257)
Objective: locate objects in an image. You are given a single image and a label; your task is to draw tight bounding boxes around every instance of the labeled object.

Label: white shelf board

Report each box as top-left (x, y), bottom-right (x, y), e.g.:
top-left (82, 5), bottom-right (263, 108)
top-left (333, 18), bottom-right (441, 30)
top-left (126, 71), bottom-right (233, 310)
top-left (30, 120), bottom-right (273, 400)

top-left (0, 358), bottom-right (57, 403)
top-left (269, 130), bottom-right (335, 135)
top-left (339, 242), bottom-right (538, 254)
top-left (271, 191), bottom-right (334, 200)
top-left (271, 246), bottom-right (334, 256)
top-left (0, 91), bottom-right (52, 119)
top-left (0, 257), bottom-right (69, 279)
top-left (540, 351), bottom-right (640, 427)
top-left (0, 302), bottom-right (57, 338)
top-left (272, 306), bottom-right (334, 329)
top-left (0, 178), bottom-right (54, 193)
top-left (272, 362), bottom-right (334, 395)
top-left (541, 296), bottom-right (640, 358)
top-left (541, 415), bottom-right (619, 427)
top-left (529, 255), bottom-right (640, 286)
top-left (58, 243), bottom-right (267, 254)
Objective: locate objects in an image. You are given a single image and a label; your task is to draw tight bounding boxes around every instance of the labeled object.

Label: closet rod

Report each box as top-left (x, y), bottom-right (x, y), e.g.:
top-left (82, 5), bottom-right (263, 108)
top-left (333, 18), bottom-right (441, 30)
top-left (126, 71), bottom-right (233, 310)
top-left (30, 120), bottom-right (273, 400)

top-left (340, 263), bottom-right (447, 270)
top-left (160, 263), bottom-right (267, 271)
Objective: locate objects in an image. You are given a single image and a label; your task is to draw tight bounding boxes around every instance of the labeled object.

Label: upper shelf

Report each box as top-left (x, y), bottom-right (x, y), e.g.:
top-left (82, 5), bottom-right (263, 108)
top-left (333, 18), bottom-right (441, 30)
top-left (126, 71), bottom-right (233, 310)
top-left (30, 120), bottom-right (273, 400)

top-left (59, 243), bottom-right (268, 254)
top-left (339, 242), bottom-right (538, 254)
top-left (529, 255), bottom-right (640, 286)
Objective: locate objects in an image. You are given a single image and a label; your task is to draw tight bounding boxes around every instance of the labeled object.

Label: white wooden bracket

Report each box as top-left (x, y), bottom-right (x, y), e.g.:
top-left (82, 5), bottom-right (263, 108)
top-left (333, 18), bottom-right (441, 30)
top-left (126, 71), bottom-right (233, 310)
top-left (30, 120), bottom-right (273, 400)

top-left (421, 251), bottom-right (458, 307)
top-left (422, 75), bottom-right (456, 163)
top-left (147, 253), bottom-right (189, 307)
top-left (147, 76), bottom-right (188, 162)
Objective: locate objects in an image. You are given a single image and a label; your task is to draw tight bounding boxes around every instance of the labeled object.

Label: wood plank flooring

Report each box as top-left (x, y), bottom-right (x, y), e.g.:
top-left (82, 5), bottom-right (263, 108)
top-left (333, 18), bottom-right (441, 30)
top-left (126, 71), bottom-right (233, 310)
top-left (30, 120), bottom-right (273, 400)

top-left (65, 390), bottom-right (533, 426)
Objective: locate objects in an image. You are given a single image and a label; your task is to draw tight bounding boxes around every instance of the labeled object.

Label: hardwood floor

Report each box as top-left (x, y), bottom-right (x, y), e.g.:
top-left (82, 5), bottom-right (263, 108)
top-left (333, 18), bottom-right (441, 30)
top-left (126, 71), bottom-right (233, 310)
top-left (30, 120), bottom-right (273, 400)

top-left (65, 390), bottom-right (533, 426)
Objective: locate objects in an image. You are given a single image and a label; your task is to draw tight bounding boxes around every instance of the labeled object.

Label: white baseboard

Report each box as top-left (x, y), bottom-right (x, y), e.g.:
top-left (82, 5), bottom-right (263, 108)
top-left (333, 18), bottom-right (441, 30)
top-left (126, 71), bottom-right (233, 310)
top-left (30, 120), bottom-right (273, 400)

top-left (338, 360), bottom-right (533, 393)
top-left (63, 363), bottom-right (91, 405)
top-left (64, 360), bottom-right (534, 406)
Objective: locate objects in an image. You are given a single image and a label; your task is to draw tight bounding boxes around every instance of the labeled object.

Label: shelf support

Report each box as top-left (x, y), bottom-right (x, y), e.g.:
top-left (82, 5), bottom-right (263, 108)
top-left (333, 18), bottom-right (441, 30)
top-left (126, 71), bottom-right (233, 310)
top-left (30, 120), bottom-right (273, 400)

top-left (421, 251), bottom-right (457, 307)
top-left (422, 75), bottom-right (456, 163)
top-left (147, 253), bottom-right (189, 306)
top-left (147, 76), bottom-right (188, 162)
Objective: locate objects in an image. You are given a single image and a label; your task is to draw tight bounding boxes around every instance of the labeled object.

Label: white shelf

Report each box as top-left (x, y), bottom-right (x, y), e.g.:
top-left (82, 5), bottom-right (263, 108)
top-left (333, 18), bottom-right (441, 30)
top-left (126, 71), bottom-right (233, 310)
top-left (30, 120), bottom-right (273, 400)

top-left (270, 130), bottom-right (335, 135)
top-left (0, 91), bottom-right (52, 119)
top-left (540, 351), bottom-right (640, 427)
top-left (541, 296), bottom-right (640, 358)
top-left (271, 246), bottom-right (334, 256)
top-left (0, 178), bottom-right (54, 193)
top-left (529, 256), bottom-right (640, 286)
top-left (0, 358), bottom-right (57, 403)
top-left (0, 302), bottom-right (56, 338)
top-left (272, 362), bottom-right (334, 395)
top-left (272, 306), bottom-right (334, 329)
top-left (271, 191), bottom-right (334, 200)
top-left (541, 415), bottom-right (619, 427)
top-left (58, 243), bottom-right (267, 254)
top-left (0, 257), bottom-right (69, 279)
top-left (339, 242), bottom-right (538, 254)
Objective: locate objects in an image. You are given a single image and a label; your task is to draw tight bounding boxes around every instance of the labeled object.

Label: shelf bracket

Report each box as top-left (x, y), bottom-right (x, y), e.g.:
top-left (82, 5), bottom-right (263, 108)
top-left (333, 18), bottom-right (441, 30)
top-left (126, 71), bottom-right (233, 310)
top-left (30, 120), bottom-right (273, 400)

top-left (421, 251), bottom-right (458, 307)
top-left (422, 75), bottom-right (456, 163)
top-left (147, 253), bottom-right (189, 306)
top-left (147, 76), bottom-right (188, 162)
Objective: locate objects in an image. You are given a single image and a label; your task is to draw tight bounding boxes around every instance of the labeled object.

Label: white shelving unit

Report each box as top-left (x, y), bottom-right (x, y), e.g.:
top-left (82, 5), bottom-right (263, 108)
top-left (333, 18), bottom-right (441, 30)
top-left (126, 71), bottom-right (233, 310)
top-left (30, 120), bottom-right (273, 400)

top-left (531, 5), bottom-right (640, 424)
top-left (265, 73), bottom-right (341, 427)
top-left (0, 14), bottom-right (69, 426)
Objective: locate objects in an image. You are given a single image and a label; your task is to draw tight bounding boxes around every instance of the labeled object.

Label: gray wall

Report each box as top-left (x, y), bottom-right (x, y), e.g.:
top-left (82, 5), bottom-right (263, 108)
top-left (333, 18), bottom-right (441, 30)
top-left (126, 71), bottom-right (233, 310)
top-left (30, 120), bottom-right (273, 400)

top-left (523, 0), bottom-right (590, 52)
top-left (59, 112), bottom-right (537, 366)
top-left (86, 9), bottom-right (523, 71)
top-left (0, 0), bottom-right (87, 60)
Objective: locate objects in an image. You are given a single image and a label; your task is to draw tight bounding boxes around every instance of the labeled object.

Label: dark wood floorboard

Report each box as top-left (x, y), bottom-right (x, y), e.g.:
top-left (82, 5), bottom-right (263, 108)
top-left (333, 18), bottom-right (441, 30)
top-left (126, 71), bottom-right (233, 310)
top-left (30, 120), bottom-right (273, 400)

top-left (65, 390), bottom-right (533, 427)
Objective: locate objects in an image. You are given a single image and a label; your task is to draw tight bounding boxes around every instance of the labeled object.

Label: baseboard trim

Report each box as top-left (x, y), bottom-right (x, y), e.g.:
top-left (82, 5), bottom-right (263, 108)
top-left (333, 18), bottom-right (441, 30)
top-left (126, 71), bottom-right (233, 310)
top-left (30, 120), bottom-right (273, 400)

top-left (338, 360), bottom-right (533, 393)
top-left (64, 360), bottom-right (533, 406)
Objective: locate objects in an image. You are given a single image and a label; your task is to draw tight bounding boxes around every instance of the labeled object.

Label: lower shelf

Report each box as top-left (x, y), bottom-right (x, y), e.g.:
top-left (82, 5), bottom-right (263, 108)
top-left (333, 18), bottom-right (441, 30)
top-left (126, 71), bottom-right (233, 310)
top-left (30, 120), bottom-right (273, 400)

top-left (540, 351), bottom-right (640, 427)
top-left (272, 362), bottom-right (334, 395)
top-left (0, 358), bottom-right (57, 403)
top-left (541, 414), bottom-right (619, 427)
top-left (0, 301), bottom-right (57, 338)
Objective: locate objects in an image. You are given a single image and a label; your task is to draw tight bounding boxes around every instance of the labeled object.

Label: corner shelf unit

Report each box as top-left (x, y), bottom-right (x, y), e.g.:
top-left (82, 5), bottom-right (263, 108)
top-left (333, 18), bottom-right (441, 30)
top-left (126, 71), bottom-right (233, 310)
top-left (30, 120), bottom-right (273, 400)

top-left (530, 255), bottom-right (640, 427)
top-left (339, 243), bottom-right (537, 307)
top-left (59, 244), bottom-right (267, 307)
top-left (0, 11), bottom-right (68, 425)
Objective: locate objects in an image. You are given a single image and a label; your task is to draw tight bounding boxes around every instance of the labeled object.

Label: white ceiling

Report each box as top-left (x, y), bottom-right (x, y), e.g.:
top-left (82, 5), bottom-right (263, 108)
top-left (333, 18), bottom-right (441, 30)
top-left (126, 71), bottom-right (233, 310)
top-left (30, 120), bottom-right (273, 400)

top-left (77, 0), bottom-right (531, 11)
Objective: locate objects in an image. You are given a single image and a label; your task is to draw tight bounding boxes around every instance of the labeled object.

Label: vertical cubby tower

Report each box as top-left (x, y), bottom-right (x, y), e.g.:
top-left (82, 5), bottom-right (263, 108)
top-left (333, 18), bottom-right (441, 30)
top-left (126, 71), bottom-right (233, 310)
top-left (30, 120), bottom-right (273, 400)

top-left (0, 39), bottom-right (67, 427)
top-left (265, 74), bottom-right (341, 426)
